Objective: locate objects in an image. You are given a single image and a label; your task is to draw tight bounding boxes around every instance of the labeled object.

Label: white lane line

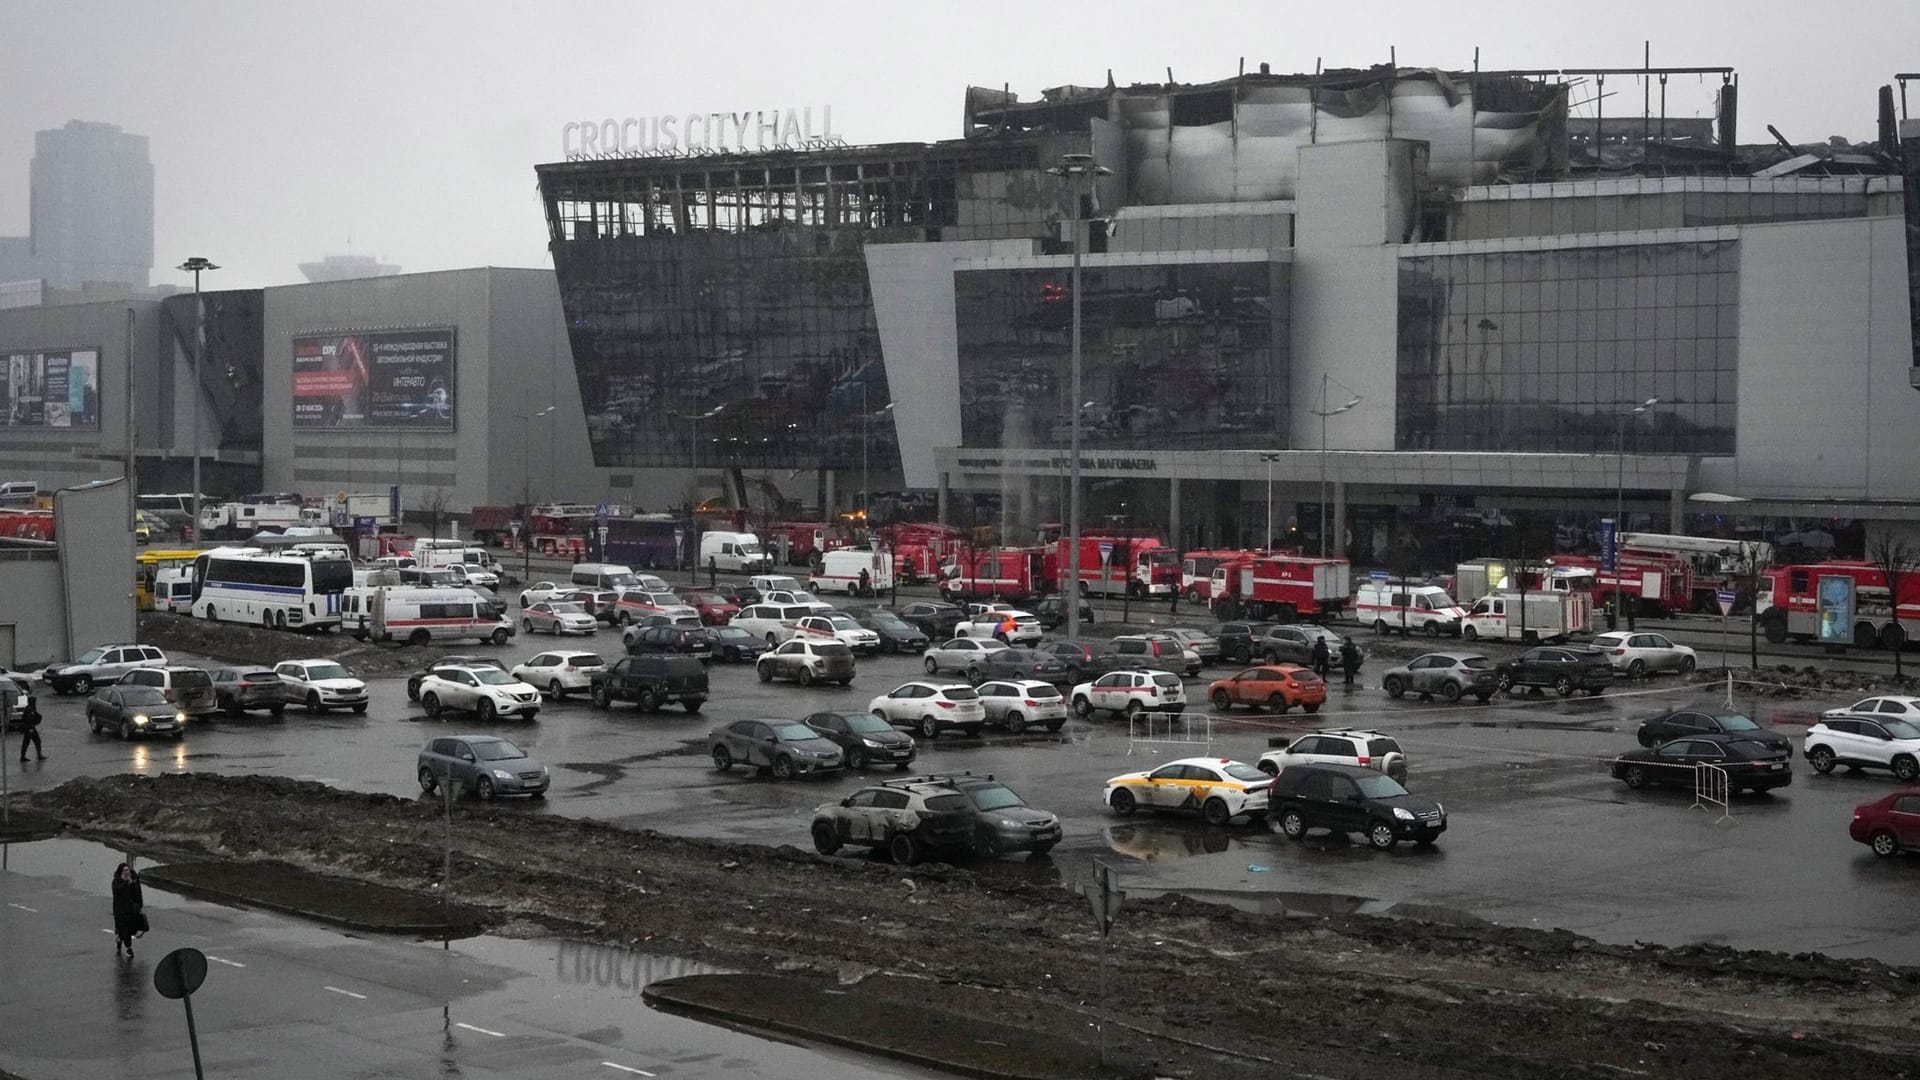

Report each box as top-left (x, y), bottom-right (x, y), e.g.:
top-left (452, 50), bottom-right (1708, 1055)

top-left (323, 986), bottom-right (368, 1000)
top-left (454, 1022), bottom-right (506, 1038)
top-left (206, 955), bottom-right (246, 968)
top-left (602, 1064), bottom-right (655, 1077)
top-left (7, 903), bottom-right (37, 912)
top-left (101, 928), bottom-right (116, 935)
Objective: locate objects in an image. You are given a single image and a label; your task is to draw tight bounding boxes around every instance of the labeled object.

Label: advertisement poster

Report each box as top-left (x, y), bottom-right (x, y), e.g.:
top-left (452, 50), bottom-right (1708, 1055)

top-left (1816, 574), bottom-right (1855, 645)
top-left (1, 348), bottom-right (98, 428)
top-left (292, 328), bottom-right (455, 430)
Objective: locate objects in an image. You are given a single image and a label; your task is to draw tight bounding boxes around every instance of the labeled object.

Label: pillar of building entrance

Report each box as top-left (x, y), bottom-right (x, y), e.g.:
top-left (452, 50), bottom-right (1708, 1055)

top-left (1669, 487), bottom-right (1686, 532)
top-left (936, 473), bottom-right (949, 525)
top-left (1167, 477), bottom-right (1181, 551)
top-left (1332, 480), bottom-right (1348, 559)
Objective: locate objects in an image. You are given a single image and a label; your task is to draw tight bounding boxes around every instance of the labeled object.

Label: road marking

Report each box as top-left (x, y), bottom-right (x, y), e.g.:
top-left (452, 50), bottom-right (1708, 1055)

top-left (602, 1064), bottom-right (655, 1077)
top-left (7, 903), bottom-right (37, 912)
top-left (455, 1022), bottom-right (505, 1038)
top-left (101, 928), bottom-right (115, 935)
top-left (206, 955), bottom-right (246, 968)
top-left (323, 986), bottom-right (368, 1000)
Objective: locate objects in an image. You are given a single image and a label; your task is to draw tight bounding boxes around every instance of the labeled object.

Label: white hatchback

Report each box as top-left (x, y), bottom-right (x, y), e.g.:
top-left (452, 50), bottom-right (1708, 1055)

top-left (1070, 669), bottom-right (1187, 719)
top-left (511, 650), bottom-right (610, 701)
top-left (1591, 631), bottom-right (1697, 677)
top-left (868, 681), bottom-right (987, 739)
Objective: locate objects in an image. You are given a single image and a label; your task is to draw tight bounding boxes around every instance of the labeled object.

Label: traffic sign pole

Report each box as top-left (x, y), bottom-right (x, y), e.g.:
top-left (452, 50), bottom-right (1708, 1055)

top-left (1716, 589), bottom-right (1737, 672)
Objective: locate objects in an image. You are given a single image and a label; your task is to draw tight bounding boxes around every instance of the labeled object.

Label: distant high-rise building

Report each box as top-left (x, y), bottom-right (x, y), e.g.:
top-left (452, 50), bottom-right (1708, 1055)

top-left (27, 120), bottom-right (154, 288)
top-left (298, 253), bottom-right (402, 283)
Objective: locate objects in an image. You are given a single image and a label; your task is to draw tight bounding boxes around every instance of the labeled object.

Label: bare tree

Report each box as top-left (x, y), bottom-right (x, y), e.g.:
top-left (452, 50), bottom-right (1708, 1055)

top-left (413, 487), bottom-right (454, 540)
top-left (1866, 533), bottom-right (1919, 676)
top-left (1740, 539), bottom-right (1774, 669)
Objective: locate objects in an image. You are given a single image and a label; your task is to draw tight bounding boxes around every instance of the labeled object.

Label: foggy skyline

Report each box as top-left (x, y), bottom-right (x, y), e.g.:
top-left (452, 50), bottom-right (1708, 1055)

top-left (4, 0), bottom-right (1915, 291)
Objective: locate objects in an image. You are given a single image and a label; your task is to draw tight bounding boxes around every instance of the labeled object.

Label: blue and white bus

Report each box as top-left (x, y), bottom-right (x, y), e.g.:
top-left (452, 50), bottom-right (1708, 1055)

top-left (190, 549), bottom-right (353, 631)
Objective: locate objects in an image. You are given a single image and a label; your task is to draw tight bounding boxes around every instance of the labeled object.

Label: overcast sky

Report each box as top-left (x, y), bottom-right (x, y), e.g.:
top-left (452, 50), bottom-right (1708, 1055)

top-left (4, 0), bottom-right (1915, 290)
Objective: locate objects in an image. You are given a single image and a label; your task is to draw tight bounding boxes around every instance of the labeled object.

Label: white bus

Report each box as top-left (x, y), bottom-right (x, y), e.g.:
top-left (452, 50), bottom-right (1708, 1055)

top-left (342, 586), bottom-right (511, 646)
top-left (190, 549), bottom-right (352, 631)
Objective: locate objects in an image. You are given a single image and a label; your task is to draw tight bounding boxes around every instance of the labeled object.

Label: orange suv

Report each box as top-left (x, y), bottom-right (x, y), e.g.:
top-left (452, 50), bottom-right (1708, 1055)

top-left (1206, 664), bottom-right (1326, 714)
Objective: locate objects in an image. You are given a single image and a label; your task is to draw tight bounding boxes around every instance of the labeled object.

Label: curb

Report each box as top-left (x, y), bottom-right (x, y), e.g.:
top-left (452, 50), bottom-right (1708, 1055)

top-left (141, 864), bottom-right (489, 937)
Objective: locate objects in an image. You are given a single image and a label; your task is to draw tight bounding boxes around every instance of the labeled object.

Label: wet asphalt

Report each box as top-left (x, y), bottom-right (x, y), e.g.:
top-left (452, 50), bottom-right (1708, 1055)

top-left (6, 630), bottom-right (1919, 968)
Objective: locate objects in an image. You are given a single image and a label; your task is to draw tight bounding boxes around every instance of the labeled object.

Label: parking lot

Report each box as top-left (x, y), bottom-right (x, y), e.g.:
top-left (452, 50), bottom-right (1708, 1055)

top-left (10, 641), bottom-right (1920, 966)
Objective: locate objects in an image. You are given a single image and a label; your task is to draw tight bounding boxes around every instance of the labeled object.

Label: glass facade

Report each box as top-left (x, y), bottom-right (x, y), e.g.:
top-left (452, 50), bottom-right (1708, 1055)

top-left (1454, 179), bottom-right (1878, 241)
top-left (953, 261), bottom-right (1289, 451)
top-left (1396, 242), bottom-right (1738, 453)
top-left (554, 228), bottom-right (890, 470)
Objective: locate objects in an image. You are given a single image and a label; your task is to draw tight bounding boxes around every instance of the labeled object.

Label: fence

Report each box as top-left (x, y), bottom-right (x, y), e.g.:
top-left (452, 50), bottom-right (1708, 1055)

top-left (1691, 762), bottom-right (1733, 823)
top-left (1127, 710), bottom-right (1212, 756)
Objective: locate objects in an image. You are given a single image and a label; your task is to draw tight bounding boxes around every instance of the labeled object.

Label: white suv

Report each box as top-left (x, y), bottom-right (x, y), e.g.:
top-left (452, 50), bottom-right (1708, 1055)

top-left (1259, 729), bottom-right (1408, 782)
top-left (417, 665), bottom-right (542, 722)
top-left (1806, 698), bottom-right (1920, 782)
top-left (793, 614), bottom-right (881, 655)
top-left (44, 644), bottom-right (167, 695)
top-left (275, 659), bottom-right (369, 714)
top-left (1069, 670), bottom-right (1187, 719)
top-left (1591, 631), bottom-right (1697, 677)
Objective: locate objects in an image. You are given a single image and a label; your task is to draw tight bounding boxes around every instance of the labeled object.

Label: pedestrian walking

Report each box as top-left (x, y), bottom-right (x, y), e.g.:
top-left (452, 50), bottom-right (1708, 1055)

top-left (1339, 638), bottom-right (1362, 687)
top-left (15, 694), bottom-right (44, 762)
top-left (1310, 636), bottom-right (1332, 678)
top-left (111, 863), bottom-right (146, 958)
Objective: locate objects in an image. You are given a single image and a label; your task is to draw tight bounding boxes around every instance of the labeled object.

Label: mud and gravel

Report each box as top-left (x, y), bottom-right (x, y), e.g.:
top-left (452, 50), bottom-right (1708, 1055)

top-left (137, 611), bottom-right (443, 678)
top-left (33, 773), bottom-right (1920, 1080)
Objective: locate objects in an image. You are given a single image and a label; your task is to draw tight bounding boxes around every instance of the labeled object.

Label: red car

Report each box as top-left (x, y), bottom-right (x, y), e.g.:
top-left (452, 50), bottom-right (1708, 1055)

top-left (674, 588), bottom-right (739, 626)
top-left (1849, 790), bottom-right (1920, 857)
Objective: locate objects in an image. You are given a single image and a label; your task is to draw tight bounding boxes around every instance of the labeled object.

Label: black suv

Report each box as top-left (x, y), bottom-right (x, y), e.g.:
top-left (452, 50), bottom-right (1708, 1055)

top-left (624, 624), bottom-right (716, 661)
top-left (1204, 622), bottom-right (1274, 665)
top-left (589, 655), bottom-right (710, 713)
top-left (1495, 646), bottom-right (1614, 697)
top-left (1268, 762), bottom-right (1446, 851)
top-left (1033, 594), bottom-right (1095, 631)
top-left (895, 600), bottom-right (966, 641)
top-left (842, 606), bottom-right (931, 654)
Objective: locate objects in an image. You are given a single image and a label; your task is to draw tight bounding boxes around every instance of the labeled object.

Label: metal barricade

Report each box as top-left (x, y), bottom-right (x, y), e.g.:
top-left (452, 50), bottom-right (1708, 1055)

top-left (1691, 762), bottom-right (1733, 823)
top-left (1127, 710), bottom-right (1212, 756)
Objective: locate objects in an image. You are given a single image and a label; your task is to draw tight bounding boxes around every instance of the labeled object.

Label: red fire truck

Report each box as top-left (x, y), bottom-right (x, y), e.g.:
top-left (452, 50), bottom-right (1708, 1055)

top-left (1047, 534), bottom-right (1181, 598)
top-left (1209, 555), bottom-right (1352, 622)
top-left (1758, 560), bottom-right (1920, 649)
top-left (938, 546), bottom-right (1047, 602)
top-left (1180, 547), bottom-right (1299, 603)
top-left (876, 522), bottom-right (963, 584)
top-left (1546, 549), bottom-right (1694, 617)
top-left (0, 508), bottom-right (54, 541)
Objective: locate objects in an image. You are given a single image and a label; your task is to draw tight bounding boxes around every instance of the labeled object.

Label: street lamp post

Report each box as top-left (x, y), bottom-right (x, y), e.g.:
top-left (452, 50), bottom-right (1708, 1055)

top-left (1046, 152), bottom-right (1110, 642)
top-left (516, 405), bottom-right (555, 581)
top-left (176, 258), bottom-right (218, 540)
top-left (1613, 396), bottom-right (1660, 629)
top-left (1311, 373), bottom-right (1362, 559)
top-left (1259, 452), bottom-right (1282, 550)
top-left (679, 404), bottom-right (725, 582)
top-left (860, 385), bottom-right (895, 528)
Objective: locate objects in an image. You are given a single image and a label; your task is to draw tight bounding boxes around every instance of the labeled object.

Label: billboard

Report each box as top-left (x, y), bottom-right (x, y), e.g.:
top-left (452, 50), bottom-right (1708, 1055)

top-left (1, 349), bottom-right (100, 428)
top-left (292, 328), bottom-right (455, 430)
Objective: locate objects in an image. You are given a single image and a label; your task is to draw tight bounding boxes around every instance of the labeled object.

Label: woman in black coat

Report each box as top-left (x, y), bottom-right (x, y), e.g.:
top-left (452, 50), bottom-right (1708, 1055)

top-left (111, 863), bottom-right (144, 957)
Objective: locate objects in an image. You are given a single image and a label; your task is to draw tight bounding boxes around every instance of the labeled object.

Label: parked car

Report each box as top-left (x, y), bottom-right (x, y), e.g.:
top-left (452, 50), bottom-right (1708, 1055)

top-left (557, 588), bottom-right (620, 624)
top-left (1205, 622), bottom-right (1274, 665)
top-left (522, 601), bottom-right (600, 636)
top-left (1380, 652), bottom-right (1497, 704)
top-left (895, 600), bottom-right (967, 641)
top-left (417, 734), bottom-right (548, 800)
top-left (949, 775), bottom-right (1061, 857)
top-left (44, 644), bottom-right (168, 695)
top-left (417, 665), bottom-right (542, 722)
top-left (1104, 756), bottom-right (1272, 825)
top-left (633, 613), bottom-right (704, 630)
top-left (922, 637), bottom-right (1000, 676)
top-left (1636, 709), bottom-right (1792, 753)
top-left (673, 588), bottom-right (740, 626)
top-left (1269, 762), bottom-right (1446, 850)
top-left (706, 625), bottom-right (773, 664)
top-left (1163, 628), bottom-right (1221, 665)
top-left (1070, 670), bottom-right (1187, 719)
top-left (406, 655), bottom-right (506, 701)
top-left (973, 679), bottom-right (1070, 733)
top-left (623, 624), bottom-right (716, 661)
top-left (868, 682), bottom-right (986, 738)
top-left (1611, 733), bottom-right (1794, 794)
top-left (844, 607), bottom-right (930, 654)
top-left (1255, 625), bottom-right (1347, 667)
top-left (517, 581), bottom-right (574, 607)
top-left (1259, 729), bottom-right (1408, 782)
top-left (465, 585), bottom-right (510, 620)
top-left (1100, 634), bottom-right (1201, 677)
top-left (1849, 789), bottom-right (1920, 857)
top-left (1495, 646), bottom-right (1613, 697)
top-left (708, 718), bottom-right (844, 779)
top-left (965, 647), bottom-right (1071, 686)
top-left (792, 613), bottom-right (882, 655)
top-left (1033, 594), bottom-right (1095, 631)
top-left (209, 667), bottom-right (286, 717)
top-left (1804, 709), bottom-right (1920, 781)
top-left (802, 710), bottom-right (918, 770)
top-left (275, 659), bottom-right (369, 714)
top-left (757, 639), bottom-right (857, 687)
top-left (614, 589), bottom-right (703, 625)
top-left (1032, 640), bottom-right (1109, 684)
top-left (1205, 664), bottom-right (1325, 714)
top-left (510, 650), bottom-right (609, 701)
top-left (118, 665), bottom-right (218, 717)
top-left (732, 603), bottom-right (815, 644)
top-left (810, 776), bottom-right (977, 865)
top-left (589, 655), bottom-right (709, 713)
top-left (86, 685), bottom-right (187, 741)
top-left (953, 610), bottom-right (1043, 646)
top-left (1592, 631), bottom-right (1698, 677)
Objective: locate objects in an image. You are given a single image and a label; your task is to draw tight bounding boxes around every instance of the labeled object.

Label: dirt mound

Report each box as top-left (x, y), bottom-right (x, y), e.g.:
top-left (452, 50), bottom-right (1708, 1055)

top-left (33, 773), bottom-right (1920, 1080)
top-left (138, 611), bottom-right (445, 677)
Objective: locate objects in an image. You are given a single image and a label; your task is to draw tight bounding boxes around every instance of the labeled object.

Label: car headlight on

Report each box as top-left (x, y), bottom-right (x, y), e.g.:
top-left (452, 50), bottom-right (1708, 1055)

top-left (861, 738), bottom-right (886, 748)
top-left (1392, 806), bottom-right (1416, 821)
top-left (133, 714), bottom-right (150, 725)
top-left (176, 711), bottom-right (188, 723)
top-left (492, 769), bottom-right (514, 780)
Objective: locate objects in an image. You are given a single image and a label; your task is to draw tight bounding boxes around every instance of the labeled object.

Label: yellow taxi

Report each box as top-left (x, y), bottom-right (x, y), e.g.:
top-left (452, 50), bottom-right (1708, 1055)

top-left (1104, 756), bottom-right (1273, 825)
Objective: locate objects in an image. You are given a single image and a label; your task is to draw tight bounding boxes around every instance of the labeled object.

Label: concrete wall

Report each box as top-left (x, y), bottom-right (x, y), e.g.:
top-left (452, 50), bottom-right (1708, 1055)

top-left (0, 299), bottom-right (171, 490)
top-left (483, 269), bottom-right (610, 507)
top-left (0, 551), bottom-right (64, 668)
top-left (0, 478), bottom-right (133, 667)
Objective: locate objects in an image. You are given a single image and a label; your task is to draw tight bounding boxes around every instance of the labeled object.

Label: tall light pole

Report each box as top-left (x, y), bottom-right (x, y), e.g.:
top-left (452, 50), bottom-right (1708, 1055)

top-left (1613, 396), bottom-right (1659, 628)
top-left (861, 385), bottom-right (895, 526)
top-left (516, 405), bottom-right (555, 509)
top-left (177, 257), bottom-right (217, 541)
top-left (1312, 373), bottom-right (1362, 559)
top-left (1046, 152), bottom-right (1109, 641)
top-left (1259, 452), bottom-right (1282, 550)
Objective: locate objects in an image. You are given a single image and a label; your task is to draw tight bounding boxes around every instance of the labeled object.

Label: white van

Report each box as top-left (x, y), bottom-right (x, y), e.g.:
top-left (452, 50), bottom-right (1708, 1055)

top-left (413, 537), bottom-right (469, 569)
top-left (570, 563), bottom-right (641, 590)
top-left (810, 550), bottom-right (894, 596)
top-left (749, 574), bottom-right (806, 595)
top-left (153, 567), bottom-right (196, 613)
top-left (342, 586), bottom-right (513, 646)
top-left (1353, 581), bottom-right (1465, 637)
top-left (701, 532), bottom-right (771, 574)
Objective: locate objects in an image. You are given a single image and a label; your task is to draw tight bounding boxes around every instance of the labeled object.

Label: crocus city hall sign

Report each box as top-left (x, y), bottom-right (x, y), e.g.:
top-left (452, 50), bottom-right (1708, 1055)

top-left (562, 107), bottom-right (841, 160)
